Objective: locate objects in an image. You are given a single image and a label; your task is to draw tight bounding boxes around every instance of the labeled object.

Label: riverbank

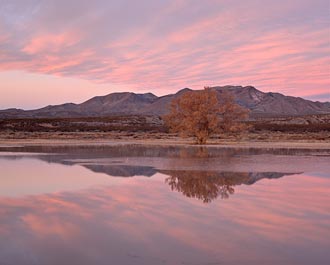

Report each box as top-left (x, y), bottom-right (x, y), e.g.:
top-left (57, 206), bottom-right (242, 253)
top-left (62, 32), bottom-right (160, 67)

top-left (0, 130), bottom-right (329, 149)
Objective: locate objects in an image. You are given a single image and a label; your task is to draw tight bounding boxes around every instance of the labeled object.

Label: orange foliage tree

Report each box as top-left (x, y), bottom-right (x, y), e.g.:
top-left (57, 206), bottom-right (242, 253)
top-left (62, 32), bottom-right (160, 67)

top-left (163, 87), bottom-right (249, 144)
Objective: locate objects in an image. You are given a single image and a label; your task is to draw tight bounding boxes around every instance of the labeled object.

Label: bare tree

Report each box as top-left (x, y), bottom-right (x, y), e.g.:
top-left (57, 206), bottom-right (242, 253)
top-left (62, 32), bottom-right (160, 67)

top-left (163, 87), bottom-right (249, 144)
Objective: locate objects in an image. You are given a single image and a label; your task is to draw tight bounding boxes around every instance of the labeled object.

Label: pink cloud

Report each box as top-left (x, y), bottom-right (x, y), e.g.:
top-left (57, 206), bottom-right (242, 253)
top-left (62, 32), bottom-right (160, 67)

top-left (0, 0), bottom-right (329, 108)
top-left (22, 31), bottom-right (81, 54)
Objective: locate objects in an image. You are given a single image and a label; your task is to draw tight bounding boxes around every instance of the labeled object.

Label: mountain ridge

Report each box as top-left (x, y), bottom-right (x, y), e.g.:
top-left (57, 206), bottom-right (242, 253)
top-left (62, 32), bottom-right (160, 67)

top-left (0, 86), bottom-right (329, 118)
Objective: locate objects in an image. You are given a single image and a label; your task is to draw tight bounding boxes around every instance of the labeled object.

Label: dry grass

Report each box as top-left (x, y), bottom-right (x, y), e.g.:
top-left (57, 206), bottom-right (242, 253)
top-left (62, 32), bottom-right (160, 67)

top-left (0, 130), bottom-right (329, 143)
top-left (0, 115), bottom-right (329, 144)
top-left (0, 115), bottom-right (165, 133)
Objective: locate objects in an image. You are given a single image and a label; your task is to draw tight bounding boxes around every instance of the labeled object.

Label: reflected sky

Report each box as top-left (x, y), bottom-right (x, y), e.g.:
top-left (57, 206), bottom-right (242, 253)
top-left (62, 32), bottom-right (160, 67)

top-left (0, 145), bottom-right (329, 265)
top-left (0, 157), bottom-right (125, 197)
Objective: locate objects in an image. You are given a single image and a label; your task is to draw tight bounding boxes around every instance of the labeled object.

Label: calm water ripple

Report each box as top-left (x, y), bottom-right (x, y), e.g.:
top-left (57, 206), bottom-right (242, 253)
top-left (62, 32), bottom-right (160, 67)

top-left (0, 145), bottom-right (329, 265)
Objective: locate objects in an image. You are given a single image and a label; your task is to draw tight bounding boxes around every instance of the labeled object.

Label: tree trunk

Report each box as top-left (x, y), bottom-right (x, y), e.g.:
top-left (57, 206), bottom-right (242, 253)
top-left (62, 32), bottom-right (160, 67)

top-left (196, 136), bottom-right (207, 145)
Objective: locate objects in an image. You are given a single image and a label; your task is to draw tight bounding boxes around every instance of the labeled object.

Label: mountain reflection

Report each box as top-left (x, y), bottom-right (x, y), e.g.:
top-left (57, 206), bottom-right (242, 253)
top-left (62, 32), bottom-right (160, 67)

top-left (0, 149), bottom-right (297, 202)
top-left (79, 164), bottom-right (292, 203)
top-left (78, 164), bottom-right (293, 203)
top-left (163, 171), bottom-right (290, 203)
top-left (83, 164), bottom-right (157, 177)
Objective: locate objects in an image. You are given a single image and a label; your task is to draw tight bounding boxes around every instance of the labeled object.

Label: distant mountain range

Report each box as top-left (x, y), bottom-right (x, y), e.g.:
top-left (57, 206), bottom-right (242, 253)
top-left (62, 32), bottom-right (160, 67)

top-left (1, 86), bottom-right (329, 118)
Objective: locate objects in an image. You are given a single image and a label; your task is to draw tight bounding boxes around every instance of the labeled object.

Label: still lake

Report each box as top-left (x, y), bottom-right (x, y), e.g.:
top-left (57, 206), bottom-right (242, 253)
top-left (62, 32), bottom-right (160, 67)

top-left (0, 144), bottom-right (329, 265)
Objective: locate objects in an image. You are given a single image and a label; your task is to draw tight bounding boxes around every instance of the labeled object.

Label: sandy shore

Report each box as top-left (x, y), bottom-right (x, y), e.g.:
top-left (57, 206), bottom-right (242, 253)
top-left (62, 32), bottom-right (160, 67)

top-left (0, 130), bottom-right (330, 150)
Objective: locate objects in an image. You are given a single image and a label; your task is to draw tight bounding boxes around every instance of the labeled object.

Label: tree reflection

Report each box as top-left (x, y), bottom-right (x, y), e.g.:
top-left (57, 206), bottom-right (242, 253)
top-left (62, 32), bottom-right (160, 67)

top-left (164, 171), bottom-right (288, 203)
top-left (165, 171), bottom-right (234, 203)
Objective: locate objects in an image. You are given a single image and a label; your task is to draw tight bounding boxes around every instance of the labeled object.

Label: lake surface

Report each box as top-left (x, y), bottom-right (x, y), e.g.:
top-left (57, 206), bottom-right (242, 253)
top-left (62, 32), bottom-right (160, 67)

top-left (0, 145), bottom-right (329, 265)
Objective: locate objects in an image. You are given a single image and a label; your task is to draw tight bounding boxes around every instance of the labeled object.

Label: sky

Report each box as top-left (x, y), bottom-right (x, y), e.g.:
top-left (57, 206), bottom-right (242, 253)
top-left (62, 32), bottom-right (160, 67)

top-left (0, 0), bottom-right (329, 109)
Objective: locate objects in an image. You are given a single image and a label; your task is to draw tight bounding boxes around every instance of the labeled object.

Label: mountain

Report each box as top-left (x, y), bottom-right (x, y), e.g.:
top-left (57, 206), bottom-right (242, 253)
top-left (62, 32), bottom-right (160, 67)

top-left (211, 86), bottom-right (330, 117)
top-left (0, 86), bottom-right (329, 118)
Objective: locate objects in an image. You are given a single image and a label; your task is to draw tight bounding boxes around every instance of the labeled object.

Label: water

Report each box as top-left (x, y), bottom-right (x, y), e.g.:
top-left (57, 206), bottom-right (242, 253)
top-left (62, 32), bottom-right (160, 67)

top-left (0, 145), bottom-right (329, 265)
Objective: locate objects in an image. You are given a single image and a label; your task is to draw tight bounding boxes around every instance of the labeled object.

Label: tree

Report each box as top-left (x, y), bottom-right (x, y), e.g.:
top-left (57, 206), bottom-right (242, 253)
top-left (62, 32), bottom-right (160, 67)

top-left (163, 87), bottom-right (249, 144)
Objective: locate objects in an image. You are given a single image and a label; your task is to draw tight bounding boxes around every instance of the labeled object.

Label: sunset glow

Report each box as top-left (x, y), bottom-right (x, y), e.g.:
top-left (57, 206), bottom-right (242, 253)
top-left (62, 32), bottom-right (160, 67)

top-left (0, 0), bottom-right (329, 109)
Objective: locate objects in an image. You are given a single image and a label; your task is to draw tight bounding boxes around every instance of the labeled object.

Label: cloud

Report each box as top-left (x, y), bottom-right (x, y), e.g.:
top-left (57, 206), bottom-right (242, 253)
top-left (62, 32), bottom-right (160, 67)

top-left (0, 0), bottom-right (329, 104)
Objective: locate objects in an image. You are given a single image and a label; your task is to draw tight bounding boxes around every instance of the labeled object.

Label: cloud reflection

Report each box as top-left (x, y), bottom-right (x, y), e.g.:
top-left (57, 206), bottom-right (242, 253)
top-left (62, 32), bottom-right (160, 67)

top-left (0, 173), bottom-right (329, 265)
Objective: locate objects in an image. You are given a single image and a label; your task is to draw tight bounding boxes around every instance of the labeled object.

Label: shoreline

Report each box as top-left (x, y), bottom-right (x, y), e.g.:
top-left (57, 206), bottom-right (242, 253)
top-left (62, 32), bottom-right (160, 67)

top-left (1, 137), bottom-right (330, 150)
